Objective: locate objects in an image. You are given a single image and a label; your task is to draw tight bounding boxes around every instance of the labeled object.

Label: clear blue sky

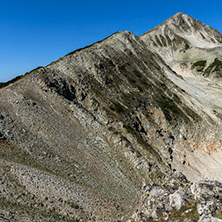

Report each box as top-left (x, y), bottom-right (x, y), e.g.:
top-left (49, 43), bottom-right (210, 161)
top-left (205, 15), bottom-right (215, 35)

top-left (1, 0), bottom-right (222, 82)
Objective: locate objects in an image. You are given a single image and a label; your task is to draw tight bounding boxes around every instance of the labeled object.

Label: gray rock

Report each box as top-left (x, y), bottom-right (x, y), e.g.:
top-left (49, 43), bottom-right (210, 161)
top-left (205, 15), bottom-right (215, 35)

top-left (127, 174), bottom-right (222, 221)
top-left (169, 190), bottom-right (184, 210)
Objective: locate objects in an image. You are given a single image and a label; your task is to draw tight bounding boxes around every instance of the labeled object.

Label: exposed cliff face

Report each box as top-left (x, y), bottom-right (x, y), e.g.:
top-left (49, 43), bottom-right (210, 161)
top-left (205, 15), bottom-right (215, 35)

top-left (0, 13), bottom-right (222, 221)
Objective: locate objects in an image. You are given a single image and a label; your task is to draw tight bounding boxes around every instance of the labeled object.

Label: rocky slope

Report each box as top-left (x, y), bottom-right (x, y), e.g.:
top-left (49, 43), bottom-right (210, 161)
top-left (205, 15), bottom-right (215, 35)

top-left (127, 172), bottom-right (222, 222)
top-left (0, 13), bottom-right (222, 221)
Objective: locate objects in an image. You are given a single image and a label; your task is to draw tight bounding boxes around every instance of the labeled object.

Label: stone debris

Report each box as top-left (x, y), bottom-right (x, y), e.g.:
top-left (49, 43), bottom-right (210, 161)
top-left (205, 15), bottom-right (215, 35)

top-left (127, 173), bottom-right (222, 222)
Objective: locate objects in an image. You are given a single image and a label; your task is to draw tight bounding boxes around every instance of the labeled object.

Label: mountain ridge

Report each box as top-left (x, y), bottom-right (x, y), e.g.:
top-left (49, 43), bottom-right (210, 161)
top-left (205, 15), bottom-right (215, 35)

top-left (0, 13), bottom-right (222, 221)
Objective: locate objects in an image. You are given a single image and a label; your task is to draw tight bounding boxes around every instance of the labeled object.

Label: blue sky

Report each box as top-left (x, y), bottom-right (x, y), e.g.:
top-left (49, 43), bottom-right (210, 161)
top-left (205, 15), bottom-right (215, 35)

top-left (0, 0), bottom-right (222, 82)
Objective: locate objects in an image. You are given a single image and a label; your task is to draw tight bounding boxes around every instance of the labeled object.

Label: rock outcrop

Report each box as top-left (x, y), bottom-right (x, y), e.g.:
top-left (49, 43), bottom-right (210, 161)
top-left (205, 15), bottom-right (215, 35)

top-left (127, 173), bottom-right (222, 222)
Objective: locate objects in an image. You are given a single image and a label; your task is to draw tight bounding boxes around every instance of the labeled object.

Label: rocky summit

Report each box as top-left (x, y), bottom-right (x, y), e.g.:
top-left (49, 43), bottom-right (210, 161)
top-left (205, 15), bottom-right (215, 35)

top-left (0, 13), bottom-right (222, 221)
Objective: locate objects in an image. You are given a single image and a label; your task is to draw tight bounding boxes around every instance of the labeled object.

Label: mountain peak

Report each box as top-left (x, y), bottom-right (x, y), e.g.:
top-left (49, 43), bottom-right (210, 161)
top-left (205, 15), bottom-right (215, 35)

top-left (174, 12), bottom-right (187, 16)
top-left (162, 12), bottom-right (201, 31)
top-left (172, 12), bottom-right (191, 18)
top-left (170, 12), bottom-right (191, 19)
top-left (141, 12), bottom-right (222, 51)
top-left (169, 12), bottom-right (198, 27)
top-left (140, 12), bottom-right (222, 84)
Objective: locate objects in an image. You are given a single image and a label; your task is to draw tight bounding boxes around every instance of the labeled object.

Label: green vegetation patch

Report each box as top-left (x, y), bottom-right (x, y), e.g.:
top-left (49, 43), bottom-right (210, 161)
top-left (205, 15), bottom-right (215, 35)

top-left (122, 92), bottom-right (133, 100)
top-left (137, 85), bottom-right (143, 92)
top-left (191, 60), bottom-right (206, 72)
top-left (204, 58), bottom-right (222, 77)
top-left (156, 95), bottom-right (181, 122)
top-left (67, 201), bottom-right (80, 209)
top-left (192, 60), bottom-right (206, 67)
top-left (123, 124), bottom-right (146, 147)
top-left (118, 63), bottom-right (131, 73)
top-left (123, 124), bottom-right (135, 135)
top-left (140, 79), bottom-right (148, 86)
top-left (127, 76), bottom-right (136, 84)
top-left (110, 101), bottom-right (124, 113)
top-left (214, 211), bottom-right (222, 219)
top-left (183, 106), bottom-right (201, 123)
top-left (134, 70), bottom-right (143, 78)
top-left (0, 75), bottom-right (23, 88)
top-left (167, 200), bottom-right (199, 221)
top-left (123, 124), bottom-right (162, 162)
top-left (108, 126), bottom-right (115, 131)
